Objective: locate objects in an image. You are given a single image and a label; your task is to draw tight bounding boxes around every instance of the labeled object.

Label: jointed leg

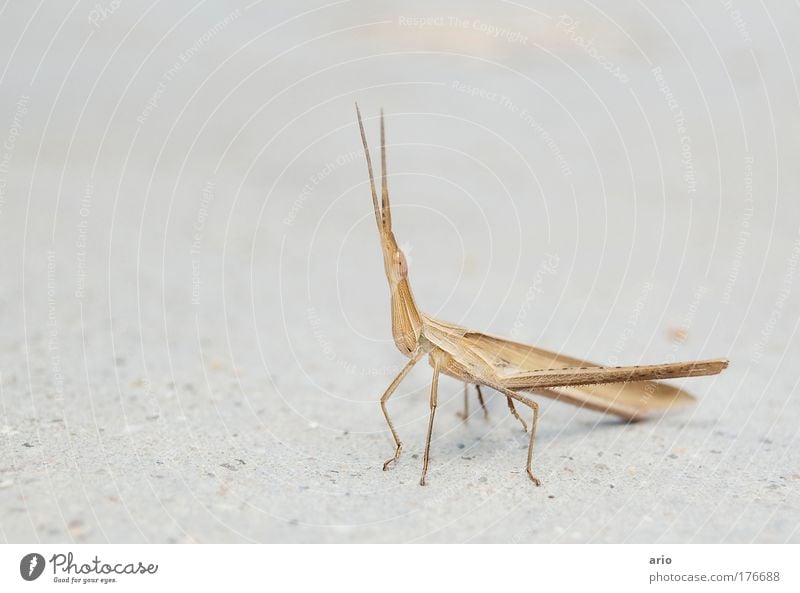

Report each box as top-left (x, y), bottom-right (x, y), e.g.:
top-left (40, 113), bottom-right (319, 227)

top-left (380, 349), bottom-right (424, 470)
top-left (523, 397), bottom-right (540, 485)
top-left (458, 382), bottom-right (469, 420)
top-left (460, 384), bottom-right (489, 422)
top-left (488, 383), bottom-right (542, 486)
top-left (420, 352), bottom-right (443, 486)
top-left (475, 384), bottom-right (489, 419)
top-left (465, 383), bottom-right (522, 428)
top-left (505, 396), bottom-right (528, 432)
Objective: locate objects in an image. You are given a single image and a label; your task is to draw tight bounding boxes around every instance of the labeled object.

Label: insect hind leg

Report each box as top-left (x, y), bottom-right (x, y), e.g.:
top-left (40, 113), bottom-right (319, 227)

top-left (475, 384), bottom-right (489, 419)
top-left (458, 383), bottom-right (490, 421)
top-left (505, 395), bottom-right (528, 432)
top-left (484, 382), bottom-right (542, 486)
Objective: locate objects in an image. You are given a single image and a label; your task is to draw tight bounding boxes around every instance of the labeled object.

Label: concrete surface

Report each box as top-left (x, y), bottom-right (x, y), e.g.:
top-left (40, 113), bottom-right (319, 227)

top-left (0, 0), bottom-right (798, 543)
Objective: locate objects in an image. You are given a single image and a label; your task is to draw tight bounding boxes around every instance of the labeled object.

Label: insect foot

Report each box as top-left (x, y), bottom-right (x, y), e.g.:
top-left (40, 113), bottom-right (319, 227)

top-left (382, 443), bottom-right (403, 470)
top-left (527, 469), bottom-right (543, 486)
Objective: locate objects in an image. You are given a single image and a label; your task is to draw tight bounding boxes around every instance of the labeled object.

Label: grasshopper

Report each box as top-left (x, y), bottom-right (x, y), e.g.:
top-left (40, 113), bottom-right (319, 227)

top-left (355, 106), bottom-right (728, 486)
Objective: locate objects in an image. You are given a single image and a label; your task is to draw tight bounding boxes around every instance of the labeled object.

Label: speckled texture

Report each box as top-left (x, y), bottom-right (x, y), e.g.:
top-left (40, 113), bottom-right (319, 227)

top-left (0, 0), bottom-right (798, 543)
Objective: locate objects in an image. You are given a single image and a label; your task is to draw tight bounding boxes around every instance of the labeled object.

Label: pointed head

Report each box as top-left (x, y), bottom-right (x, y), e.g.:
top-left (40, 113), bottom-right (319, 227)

top-left (378, 226), bottom-right (409, 288)
top-left (355, 104), bottom-right (422, 354)
top-left (374, 203), bottom-right (411, 292)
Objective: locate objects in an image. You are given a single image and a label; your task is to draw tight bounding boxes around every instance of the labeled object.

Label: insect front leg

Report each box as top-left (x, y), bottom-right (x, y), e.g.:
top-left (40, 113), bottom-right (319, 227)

top-left (380, 348), bottom-right (424, 471)
top-left (419, 349), bottom-right (445, 486)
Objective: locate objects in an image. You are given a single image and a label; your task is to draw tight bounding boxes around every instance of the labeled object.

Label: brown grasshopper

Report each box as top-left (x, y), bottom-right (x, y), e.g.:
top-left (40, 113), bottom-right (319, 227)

top-left (355, 106), bottom-right (728, 486)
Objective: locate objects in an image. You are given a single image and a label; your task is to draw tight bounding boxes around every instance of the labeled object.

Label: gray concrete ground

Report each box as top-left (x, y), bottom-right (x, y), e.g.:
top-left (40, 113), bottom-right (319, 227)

top-left (0, 1), bottom-right (798, 543)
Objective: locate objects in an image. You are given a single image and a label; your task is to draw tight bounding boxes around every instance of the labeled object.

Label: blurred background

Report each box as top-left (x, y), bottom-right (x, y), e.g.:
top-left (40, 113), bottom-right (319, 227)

top-left (0, 0), bottom-right (797, 542)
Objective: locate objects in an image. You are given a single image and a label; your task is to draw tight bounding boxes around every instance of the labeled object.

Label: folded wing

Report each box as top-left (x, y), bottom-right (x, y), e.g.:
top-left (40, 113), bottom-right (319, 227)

top-left (458, 331), bottom-right (727, 420)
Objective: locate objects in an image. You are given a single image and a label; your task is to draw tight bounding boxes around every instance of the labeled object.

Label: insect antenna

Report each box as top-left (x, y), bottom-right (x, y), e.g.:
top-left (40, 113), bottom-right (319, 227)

top-left (380, 108), bottom-right (391, 230)
top-left (355, 103), bottom-right (382, 230)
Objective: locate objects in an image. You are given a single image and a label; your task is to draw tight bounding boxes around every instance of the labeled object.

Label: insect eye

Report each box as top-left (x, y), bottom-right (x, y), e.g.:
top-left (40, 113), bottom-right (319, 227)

top-left (395, 251), bottom-right (408, 277)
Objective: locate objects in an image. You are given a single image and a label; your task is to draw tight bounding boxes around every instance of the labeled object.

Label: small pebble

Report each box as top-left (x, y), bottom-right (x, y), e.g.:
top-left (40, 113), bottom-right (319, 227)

top-left (68, 519), bottom-right (90, 538)
top-left (668, 327), bottom-right (688, 343)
